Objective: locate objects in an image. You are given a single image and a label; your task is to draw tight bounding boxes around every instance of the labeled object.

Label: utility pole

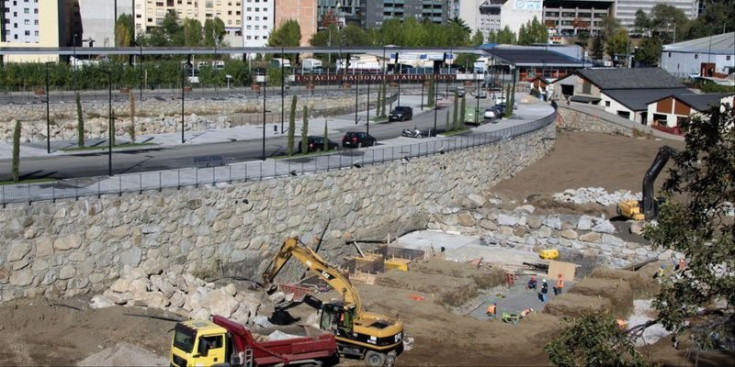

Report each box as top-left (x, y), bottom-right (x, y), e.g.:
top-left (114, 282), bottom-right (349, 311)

top-left (262, 79), bottom-right (267, 160)
top-left (46, 63), bottom-right (50, 154)
top-left (108, 72), bottom-right (113, 176)
top-left (181, 69), bottom-right (185, 143)
top-left (281, 46), bottom-right (285, 134)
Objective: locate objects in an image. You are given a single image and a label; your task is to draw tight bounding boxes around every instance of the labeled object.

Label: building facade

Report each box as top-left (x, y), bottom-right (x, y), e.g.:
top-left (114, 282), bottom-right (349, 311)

top-left (274, 0), bottom-right (316, 47)
top-left (614, 0), bottom-right (698, 32)
top-left (316, 0), bottom-right (363, 27)
top-left (133, 0), bottom-right (244, 46)
top-left (77, 0), bottom-right (133, 48)
top-left (243, 0), bottom-right (274, 47)
top-left (542, 0), bottom-right (613, 38)
top-left (659, 32), bottom-right (735, 78)
top-left (0, 0), bottom-right (73, 62)
top-left (363, 0), bottom-right (448, 28)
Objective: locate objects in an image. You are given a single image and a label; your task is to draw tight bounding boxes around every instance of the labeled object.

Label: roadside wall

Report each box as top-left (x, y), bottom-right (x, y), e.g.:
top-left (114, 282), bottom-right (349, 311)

top-left (0, 119), bottom-right (556, 303)
top-left (556, 105), bottom-right (632, 136)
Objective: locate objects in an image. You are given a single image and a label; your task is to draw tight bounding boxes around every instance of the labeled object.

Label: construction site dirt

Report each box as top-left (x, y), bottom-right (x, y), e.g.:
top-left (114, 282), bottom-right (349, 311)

top-left (3, 131), bottom-right (729, 367)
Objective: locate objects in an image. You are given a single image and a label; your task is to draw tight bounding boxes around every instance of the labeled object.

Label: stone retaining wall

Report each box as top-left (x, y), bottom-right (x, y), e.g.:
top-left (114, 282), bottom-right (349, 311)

top-left (0, 117), bottom-right (556, 303)
top-left (556, 105), bottom-right (631, 136)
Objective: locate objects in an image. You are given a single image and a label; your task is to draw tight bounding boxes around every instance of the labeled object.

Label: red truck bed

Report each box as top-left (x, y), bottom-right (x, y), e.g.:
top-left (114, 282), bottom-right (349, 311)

top-left (213, 316), bottom-right (337, 366)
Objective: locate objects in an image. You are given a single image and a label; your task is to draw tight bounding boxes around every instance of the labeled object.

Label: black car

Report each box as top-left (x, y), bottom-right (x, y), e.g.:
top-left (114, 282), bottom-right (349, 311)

top-left (298, 136), bottom-right (339, 153)
top-left (342, 131), bottom-right (377, 148)
top-left (389, 106), bottom-right (413, 122)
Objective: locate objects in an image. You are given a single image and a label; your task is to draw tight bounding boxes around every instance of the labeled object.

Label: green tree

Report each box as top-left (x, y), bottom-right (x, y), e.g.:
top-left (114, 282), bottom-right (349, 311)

top-left (323, 120), bottom-right (329, 151)
top-left (203, 18), bottom-right (226, 47)
top-left (471, 29), bottom-right (484, 45)
top-left (75, 91), bottom-right (85, 147)
top-left (545, 312), bottom-right (650, 367)
top-left (300, 105), bottom-right (309, 154)
top-left (115, 14), bottom-right (134, 47)
top-left (427, 77), bottom-right (435, 108)
top-left (633, 9), bottom-right (652, 35)
top-left (518, 17), bottom-right (548, 45)
top-left (650, 4), bottom-right (688, 43)
top-left (645, 105), bottom-right (735, 348)
top-left (505, 85), bottom-right (512, 118)
top-left (496, 26), bottom-right (517, 44)
top-left (267, 66), bottom-right (283, 86)
top-left (518, 24), bottom-right (529, 46)
top-left (591, 35), bottom-right (604, 60)
top-left (452, 90), bottom-right (459, 130)
top-left (599, 15), bottom-right (621, 39)
top-left (162, 11), bottom-right (184, 46)
top-left (287, 95), bottom-right (297, 155)
top-left (685, 0), bottom-right (735, 39)
top-left (12, 120), bottom-right (21, 182)
top-left (636, 37), bottom-right (662, 66)
top-left (486, 30), bottom-right (497, 43)
top-left (269, 19), bottom-right (302, 48)
top-left (606, 28), bottom-right (629, 60)
top-left (183, 18), bottom-right (204, 47)
top-left (459, 97), bottom-right (466, 128)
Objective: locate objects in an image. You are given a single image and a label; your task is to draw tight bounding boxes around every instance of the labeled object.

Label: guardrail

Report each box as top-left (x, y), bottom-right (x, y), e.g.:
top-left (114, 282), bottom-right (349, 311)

top-left (0, 111), bottom-right (556, 206)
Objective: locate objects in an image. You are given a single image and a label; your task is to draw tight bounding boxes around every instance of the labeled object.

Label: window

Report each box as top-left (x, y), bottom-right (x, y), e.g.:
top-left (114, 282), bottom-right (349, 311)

top-left (605, 101), bottom-right (610, 107)
top-left (34, 30), bottom-right (38, 36)
top-left (34, 19), bottom-right (38, 24)
top-left (727, 55), bottom-right (731, 61)
top-left (236, 19), bottom-right (240, 24)
top-left (24, 19), bottom-right (29, 25)
top-left (694, 54), bottom-right (698, 59)
top-left (24, 8), bottom-right (29, 13)
top-left (668, 52), bottom-right (671, 57)
top-left (24, 30), bottom-right (30, 35)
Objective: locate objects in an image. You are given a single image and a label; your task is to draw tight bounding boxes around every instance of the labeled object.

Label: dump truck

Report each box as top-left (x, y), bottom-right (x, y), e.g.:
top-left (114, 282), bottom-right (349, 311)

top-left (263, 237), bottom-right (404, 367)
top-left (170, 315), bottom-right (338, 367)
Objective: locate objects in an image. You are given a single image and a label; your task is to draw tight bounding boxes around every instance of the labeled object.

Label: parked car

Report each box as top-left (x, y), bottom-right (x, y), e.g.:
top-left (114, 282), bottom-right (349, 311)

top-left (483, 108), bottom-right (497, 121)
top-left (474, 89), bottom-right (487, 99)
top-left (389, 106), bottom-right (414, 122)
top-left (456, 87), bottom-right (466, 98)
top-left (298, 136), bottom-right (339, 153)
top-left (342, 131), bottom-right (377, 148)
top-left (494, 96), bottom-right (506, 105)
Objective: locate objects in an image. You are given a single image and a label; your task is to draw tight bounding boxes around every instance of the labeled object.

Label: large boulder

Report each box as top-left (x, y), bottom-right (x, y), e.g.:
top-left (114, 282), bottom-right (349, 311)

top-left (201, 289), bottom-right (240, 318)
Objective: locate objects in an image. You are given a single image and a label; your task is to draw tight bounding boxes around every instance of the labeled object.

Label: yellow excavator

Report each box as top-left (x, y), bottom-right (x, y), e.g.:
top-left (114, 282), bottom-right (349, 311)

top-left (617, 145), bottom-right (679, 221)
top-left (262, 237), bottom-right (404, 367)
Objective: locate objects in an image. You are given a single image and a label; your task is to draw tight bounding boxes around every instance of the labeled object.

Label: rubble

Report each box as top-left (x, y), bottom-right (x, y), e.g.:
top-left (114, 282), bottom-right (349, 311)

top-left (552, 187), bottom-right (641, 206)
top-left (89, 265), bottom-right (262, 324)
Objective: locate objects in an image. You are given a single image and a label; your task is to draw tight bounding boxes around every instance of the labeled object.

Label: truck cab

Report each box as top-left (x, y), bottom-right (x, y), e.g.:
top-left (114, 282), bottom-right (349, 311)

top-left (171, 320), bottom-right (230, 367)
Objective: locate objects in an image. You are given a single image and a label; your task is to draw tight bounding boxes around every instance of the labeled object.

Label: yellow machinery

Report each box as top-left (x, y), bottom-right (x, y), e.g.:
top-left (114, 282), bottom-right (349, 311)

top-left (617, 146), bottom-right (678, 222)
top-left (384, 258), bottom-right (410, 272)
top-left (263, 237), bottom-right (404, 367)
top-left (539, 249), bottom-right (559, 260)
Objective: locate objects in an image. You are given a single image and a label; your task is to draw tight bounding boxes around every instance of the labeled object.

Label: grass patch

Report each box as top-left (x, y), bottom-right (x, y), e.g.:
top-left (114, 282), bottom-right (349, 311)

top-left (441, 128), bottom-right (470, 137)
top-left (60, 142), bottom-right (157, 152)
top-left (0, 177), bottom-right (57, 186)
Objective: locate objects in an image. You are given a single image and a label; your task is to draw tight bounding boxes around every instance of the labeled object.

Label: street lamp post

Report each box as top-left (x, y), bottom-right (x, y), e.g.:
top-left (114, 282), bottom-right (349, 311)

top-left (262, 79), bottom-right (267, 160)
top-left (181, 69), bottom-right (185, 143)
top-left (366, 80), bottom-right (371, 134)
top-left (72, 33), bottom-right (78, 91)
top-left (108, 72), bottom-right (113, 176)
top-left (354, 73), bottom-right (359, 125)
top-left (280, 46), bottom-right (285, 134)
top-left (139, 45), bottom-right (143, 100)
top-left (475, 71), bottom-right (480, 125)
top-left (433, 75), bottom-right (438, 134)
top-left (45, 62), bottom-right (51, 154)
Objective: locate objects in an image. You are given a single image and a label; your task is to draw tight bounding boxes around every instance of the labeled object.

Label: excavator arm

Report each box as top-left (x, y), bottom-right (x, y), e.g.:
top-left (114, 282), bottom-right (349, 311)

top-left (642, 146), bottom-right (679, 220)
top-left (262, 237), bottom-right (362, 313)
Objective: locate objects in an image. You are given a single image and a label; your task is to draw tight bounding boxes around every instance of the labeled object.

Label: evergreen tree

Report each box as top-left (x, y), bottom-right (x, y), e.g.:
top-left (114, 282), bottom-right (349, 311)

top-left (591, 35), bottom-right (604, 60)
top-left (323, 120), bottom-right (329, 151)
top-left (300, 105), bottom-right (309, 154)
top-left (460, 97), bottom-right (466, 127)
top-left (128, 91), bottom-right (136, 143)
top-left (505, 85), bottom-right (512, 118)
top-left (427, 77), bottom-right (435, 108)
top-left (287, 95), bottom-right (297, 155)
top-left (75, 91), bottom-right (85, 147)
top-left (12, 120), bottom-right (21, 182)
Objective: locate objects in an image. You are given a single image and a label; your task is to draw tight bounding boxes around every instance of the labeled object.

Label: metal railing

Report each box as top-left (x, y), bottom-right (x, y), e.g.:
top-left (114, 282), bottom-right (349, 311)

top-left (0, 111), bottom-right (556, 206)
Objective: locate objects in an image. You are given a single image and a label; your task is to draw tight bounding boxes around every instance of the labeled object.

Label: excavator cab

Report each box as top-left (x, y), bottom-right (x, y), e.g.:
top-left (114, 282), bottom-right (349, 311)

top-left (320, 301), bottom-right (356, 337)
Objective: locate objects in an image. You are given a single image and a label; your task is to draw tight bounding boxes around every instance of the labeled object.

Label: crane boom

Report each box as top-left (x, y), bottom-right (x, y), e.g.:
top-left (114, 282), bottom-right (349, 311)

top-left (263, 237), bottom-right (362, 313)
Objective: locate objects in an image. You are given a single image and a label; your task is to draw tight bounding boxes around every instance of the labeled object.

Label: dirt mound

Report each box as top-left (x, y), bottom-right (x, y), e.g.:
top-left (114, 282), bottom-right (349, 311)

top-left (568, 278), bottom-right (634, 318)
top-left (590, 267), bottom-right (660, 299)
top-left (77, 342), bottom-right (167, 366)
top-left (375, 269), bottom-right (477, 307)
top-left (543, 293), bottom-right (613, 318)
top-left (410, 259), bottom-right (506, 289)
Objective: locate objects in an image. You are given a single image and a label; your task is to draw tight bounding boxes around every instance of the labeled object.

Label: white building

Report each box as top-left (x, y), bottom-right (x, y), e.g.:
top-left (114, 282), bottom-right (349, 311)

top-left (77, 0), bottom-right (133, 48)
top-left (2, 0), bottom-right (42, 43)
top-left (242, 0), bottom-right (274, 48)
top-left (615, 0), bottom-right (698, 32)
top-left (659, 32), bottom-right (735, 78)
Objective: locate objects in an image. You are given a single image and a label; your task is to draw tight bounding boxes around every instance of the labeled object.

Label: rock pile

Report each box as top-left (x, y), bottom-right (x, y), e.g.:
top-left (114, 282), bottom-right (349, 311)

top-left (90, 265), bottom-right (261, 324)
top-left (553, 187), bottom-right (641, 206)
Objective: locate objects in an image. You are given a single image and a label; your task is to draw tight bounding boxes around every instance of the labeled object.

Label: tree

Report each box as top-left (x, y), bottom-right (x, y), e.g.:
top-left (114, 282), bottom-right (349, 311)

top-left (300, 105), bottom-right (309, 154)
top-left (323, 119), bottom-right (329, 151)
top-left (115, 14), bottom-right (134, 47)
top-left (161, 11), bottom-right (184, 46)
top-left (645, 105), bottom-right (735, 349)
top-left (12, 120), bottom-right (21, 182)
top-left (203, 18), bottom-right (226, 46)
top-left (650, 4), bottom-right (688, 43)
top-left (75, 92), bottom-right (84, 147)
top-left (591, 35), bottom-right (604, 60)
top-left (545, 312), bottom-right (650, 367)
top-left (504, 85), bottom-right (512, 118)
top-left (459, 97), bottom-right (466, 128)
top-left (635, 37), bottom-right (662, 66)
top-left (269, 19), bottom-right (302, 48)
top-left (633, 10), bottom-right (652, 35)
top-left (287, 95), bottom-right (296, 155)
top-left (518, 17), bottom-right (548, 45)
top-left (599, 15), bottom-right (621, 39)
top-left (685, 0), bottom-right (735, 39)
top-left (606, 28), bottom-right (629, 60)
top-left (471, 30), bottom-right (484, 46)
top-left (496, 26), bottom-right (517, 44)
top-left (427, 77), bottom-right (435, 108)
top-left (183, 18), bottom-right (204, 47)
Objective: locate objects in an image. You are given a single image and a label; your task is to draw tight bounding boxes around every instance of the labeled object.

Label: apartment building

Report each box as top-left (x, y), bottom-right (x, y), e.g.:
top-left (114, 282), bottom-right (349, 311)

top-left (615, 0), bottom-right (698, 31)
top-left (0, 0), bottom-right (73, 62)
top-left (316, 0), bottom-right (363, 27)
top-left (542, 0), bottom-right (614, 38)
top-left (274, 0), bottom-right (316, 46)
top-left (243, 0), bottom-right (273, 47)
top-left (134, 0), bottom-right (244, 45)
top-left (363, 0), bottom-right (448, 28)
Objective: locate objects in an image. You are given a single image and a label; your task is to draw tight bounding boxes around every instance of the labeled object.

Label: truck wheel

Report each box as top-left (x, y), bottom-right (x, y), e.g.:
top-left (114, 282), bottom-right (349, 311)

top-left (365, 351), bottom-right (386, 367)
